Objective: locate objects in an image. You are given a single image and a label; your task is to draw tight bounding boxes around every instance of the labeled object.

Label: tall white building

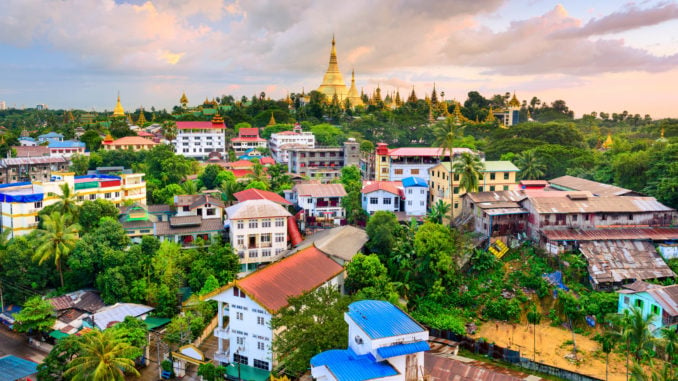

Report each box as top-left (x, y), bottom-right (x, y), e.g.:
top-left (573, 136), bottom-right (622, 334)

top-left (269, 125), bottom-right (315, 164)
top-left (175, 115), bottom-right (226, 160)
top-left (0, 101), bottom-right (6, 110)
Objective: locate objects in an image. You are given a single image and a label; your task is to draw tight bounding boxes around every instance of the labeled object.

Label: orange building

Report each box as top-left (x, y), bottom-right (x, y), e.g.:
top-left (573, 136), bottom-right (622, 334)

top-left (103, 135), bottom-right (158, 151)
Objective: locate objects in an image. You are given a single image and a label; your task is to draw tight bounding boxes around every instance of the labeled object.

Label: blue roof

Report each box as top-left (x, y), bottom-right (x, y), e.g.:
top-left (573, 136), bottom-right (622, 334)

top-left (0, 355), bottom-right (38, 381)
top-left (401, 176), bottom-right (428, 188)
top-left (38, 132), bottom-right (64, 138)
top-left (311, 348), bottom-right (398, 381)
top-left (347, 300), bottom-right (425, 339)
top-left (18, 137), bottom-right (35, 142)
top-left (48, 140), bottom-right (85, 148)
top-left (376, 341), bottom-right (429, 359)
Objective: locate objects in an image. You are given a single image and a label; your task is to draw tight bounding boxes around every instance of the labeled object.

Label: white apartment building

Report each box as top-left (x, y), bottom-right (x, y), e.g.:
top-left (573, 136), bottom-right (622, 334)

top-left (225, 199), bottom-right (292, 272)
top-left (231, 128), bottom-right (267, 153)
top-left (175, 117), bottom-right (226, 160)
top-left (269, 126), bottom-right (315, 164)
top-left (0, 171), bottom-right (146, 238)
top-left (288, 183), bottom-right (347, 226)
top-left (204, 245), bottom-right (344, 374)
top-left (361, 181), bottom-right (402, 215)
top-left (402, 176), bottom-right (429, 216)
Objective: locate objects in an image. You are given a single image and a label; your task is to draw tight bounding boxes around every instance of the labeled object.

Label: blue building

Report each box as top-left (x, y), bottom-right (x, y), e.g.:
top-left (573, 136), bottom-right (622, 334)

top-left (311, 300), bottom-right (429, 381)
top-left (618, 280), bottom-right (678, 335)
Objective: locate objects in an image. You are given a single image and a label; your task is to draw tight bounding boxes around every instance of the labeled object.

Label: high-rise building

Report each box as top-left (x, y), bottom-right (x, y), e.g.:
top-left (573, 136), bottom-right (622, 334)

top-left (0, 101), bottom-right (6, 110)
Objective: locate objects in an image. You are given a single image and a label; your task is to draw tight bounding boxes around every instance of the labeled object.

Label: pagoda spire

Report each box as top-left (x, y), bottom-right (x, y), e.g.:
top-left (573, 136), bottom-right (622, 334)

top-left (136, 107), bottom-right (147, 126)
top-left (407, 86), bottom-right (418, 103)
top-left (113, 92), bottom-right (125, 117)
top-left (431, 83), bottom-right (438, 105)
top-left (485, 106), bottom-right (495, 123)
top-left (268, 112), bottom-right (277, 126)
top-left (346, 69), bottom-right (363, 108)
top-left (317, 35), bottom-right (347, 101)
top-left (180, 92), bottom-right (189, 108)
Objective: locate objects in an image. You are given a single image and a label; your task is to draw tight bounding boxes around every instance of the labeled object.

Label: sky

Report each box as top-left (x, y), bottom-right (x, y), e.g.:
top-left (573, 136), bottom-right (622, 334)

top-left (1, 0), bottom-right (678, 117)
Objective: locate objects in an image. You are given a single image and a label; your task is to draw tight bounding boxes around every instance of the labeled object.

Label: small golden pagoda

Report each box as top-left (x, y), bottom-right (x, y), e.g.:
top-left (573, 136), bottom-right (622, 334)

top-left (136, 108), bottom-right (147, 126)
top-left (602, 132), bottom-right (613, 149)
top-left (268, 112), bottom-right (276, 126)
top-left (345, 69), bottom-right (363, 108)
top-left (485, 106), bottom-right (496, 123)
top-left (317, 36), bottom-right (348, 101)
top-left (103, 133), bottom-right (114, 144)
top-left (508, 92), bottom-right (521, 108)
top-left (394, 90), bottom-right (402, 107)
top-left (407, 87), bottom-right (418, 103)
top-left (113, 94), bottom-right (125, 117)
top-left (180, 92), bottom-right (189, 108)
top-left (212, 113), bottom-right (225, 125)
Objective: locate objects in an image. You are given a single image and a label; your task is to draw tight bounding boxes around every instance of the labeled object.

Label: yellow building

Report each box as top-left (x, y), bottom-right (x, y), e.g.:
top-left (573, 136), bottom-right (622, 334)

top-left (428, 161), bottom-right (520, 217)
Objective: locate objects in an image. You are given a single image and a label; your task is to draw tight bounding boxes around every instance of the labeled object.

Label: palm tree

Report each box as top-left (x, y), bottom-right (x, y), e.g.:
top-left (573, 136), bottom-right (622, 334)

top-left (64, 329), bottom-right (140, 381)
top-left (162, 120), bottom-right (178, 145)
top-left (247, 162), bottom-right (270, 188)
top-left (427, 200), bottom-right (450, 224)
top-left (453, 152), bottom-right (485, 194)
top-left (433, 117), bottom-right (464, 224)
top-left (594, 332), bottom-right (616, 381)
top-left (180, 180), bottom-right (199, 195)
top-left (33, 211), bottom-right (81, 287)
top-left (54, 183), bottom-right (79, 221)
top-left (526, 303), bottom-right (542, 362)
top-left (515, 150), bottom-right (546, 180)
top-left (219, 180), bottom-right (244, 205)
top-left (659, 326), bottom-right (676, 379)
top-left (625, 307), bottom-right (657, 361)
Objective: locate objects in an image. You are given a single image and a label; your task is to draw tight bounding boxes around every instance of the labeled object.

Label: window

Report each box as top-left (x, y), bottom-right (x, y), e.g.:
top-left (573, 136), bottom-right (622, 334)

top-left (410, 169), bottom-right (419, 175)
top-left (624, 296), bottom-right (630, 305)
top-left (635, 299), bottom-right (643, 308)
top-left (257, 342), bottom-right (265, 350)
top-left (257, 316), bottom-right (265, 325)
top-left (261, 234), bottom-right (271, 243)
top-left (34, 201), bottom-right (42, 209)
top-left (249, 220), bottom-right (258, 229)
top-left (307, 198), bottom-right (313, 204)
top-left (490, 186), bottom-right (495, 191)
top-left (394, 169), bottom-right (403, 175)
top-left (601, 214), bottom-right (607, 221)
top-left (370, 197), bottom-right (378, 205)
top-left (651, 304), bottom-right (660, 315)
top-left (275, 248), bottom-right (283, 256)
top-left (478, 186), bottom-right (484, 192)
top-left (262, 249), bottom-right (271, 257)
top-left (275, 233), bottom-right (285, 243)
top-left (420, 201), bottom-right (425, 206)
top-left (420, 189), bottom-right (425, 195)
top-left (35, 215), bottom-right (40, 222)
top-left (233, 354), bottom-right (248, 365)
top-left (628, 214), bottom-right (633, 220)
top-left (89, 194), bottom-right (96, 200)
top-left (408, 201), bottom-right (412, 206)
top-left (114, 192), bottom-right (120, 198)
top-left (206, 208), bottom-right (216, 216)
top-left (383, 198), bottom-right (391, 205)
top-left (105, 193), bottom-right (111, 199)
top-left (490, 173), bottom-right (496, 180)
top-left (454, 174), bottom-right (459, 181)
top-left (236, 312), bottom-right (244, 320)
top-left (504, 172), bottom-right (510, 180)
top-left (236, 235), bottom-right (245, 246)
top-left (381, 168), bottom-right (388, 174)
top-left (237, 250), bottom-right (244, 259)
top-left (237, 221), bottom-right (244, 229)
top-left (407, 188), bottom-right (412, 194)
top-left (261, 219), bottom-right (271, 228)
top-left (453, 187), bottom-right (459, 194)
top-left (249, 250), bottom-right (258, 258)
top-left (572, 215), bottom-right (578, 221)
top-left (237, 337), bottom-right (245, 345)
top-left (503, 185), bottom-right (509, 190)
top-left (253, 359), bottom-right (269, 370)
top-left (183, 206), bottom-right (189, 212)
top-left (381, 156), bottom-right (386, 162)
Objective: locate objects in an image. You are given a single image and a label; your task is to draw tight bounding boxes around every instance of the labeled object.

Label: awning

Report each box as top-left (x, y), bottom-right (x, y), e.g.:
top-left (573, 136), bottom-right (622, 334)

top-left (224, 363), bottom-right (270, 381)
top-left (144, 317), bottom-right (171, 331)
top-left (376, 341), bottom-right (430, 359)
top-left (49, 330), bottom-right (70, 340)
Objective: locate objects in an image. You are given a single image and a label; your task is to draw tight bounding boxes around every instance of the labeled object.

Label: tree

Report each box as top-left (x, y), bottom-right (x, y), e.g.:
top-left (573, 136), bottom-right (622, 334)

top-left (80, 130), bottom-right (103, 152)
top-left (198, 363), bottom-right (227, 381)
top-left (526, 303), bottom-right (542, 362)
top-left (37, 335), bottom-right (83, 381)
top-left (271, 287), bottom-right (352, 376)
top-left (64, 329), bottom-right (140, 381)
top-left (659, 327), bottom-right (676, 378)
top-left (411, 223), bottom-right (458, 295)
top-left (70, 154), bottom-right (90, 175)
top-left (53, 183), bottom-right (79, 221)
top-left (344, 254), bottom-right (390, 294)
top-left (0, 235), bottom-right (55, 305)
top-left (594, 332), bottom-right (616, 381)
top-left (365, 211), bottom-right (400, 257)
top-left (12, 296), bottom-right (56, 335)
top-left (162, 120), bottom-right (178, 144)
top-left (515, 150), bottom-right (546, 180)
top-left (34, 211), bottom-right (81, 287)
top-left (427, 200), bottom-right (450, 224)
top-left (199, 164), bottom-right (224, 189)
top-left (78, 199), bottom-right (119, 230)
top-left (310, 123), bottom-right (344, 146)
top-left (453, 152), bottom-right (484, 194)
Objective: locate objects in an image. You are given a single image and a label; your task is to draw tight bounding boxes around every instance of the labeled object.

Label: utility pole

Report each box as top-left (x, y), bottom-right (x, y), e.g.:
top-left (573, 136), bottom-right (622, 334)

top-left (156, 332), bottom-right (162, 380)
top-left (0, 279), bottom-right (4, 313)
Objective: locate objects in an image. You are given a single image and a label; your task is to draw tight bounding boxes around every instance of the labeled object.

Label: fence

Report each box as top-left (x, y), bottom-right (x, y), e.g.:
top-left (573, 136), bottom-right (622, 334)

top-left (193, 314), bottom-right (219, 348)
top-left (428, 328), bottom-right (603, 381)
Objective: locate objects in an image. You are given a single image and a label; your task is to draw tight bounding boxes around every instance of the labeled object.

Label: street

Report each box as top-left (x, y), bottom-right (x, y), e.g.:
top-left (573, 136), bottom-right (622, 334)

top-left (0, 325), bottom-right (47, 363)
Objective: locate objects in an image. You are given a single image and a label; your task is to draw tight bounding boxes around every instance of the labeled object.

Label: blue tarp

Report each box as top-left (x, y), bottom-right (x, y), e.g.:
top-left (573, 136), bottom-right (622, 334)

top-left (75, 174), bottom-right (121, 180)
top-left (543, 271), bottom-right (569, 291)
top-left (0, 182), bottom-right (31, 189)
top-left (0, 192), bottom-right (43, 203)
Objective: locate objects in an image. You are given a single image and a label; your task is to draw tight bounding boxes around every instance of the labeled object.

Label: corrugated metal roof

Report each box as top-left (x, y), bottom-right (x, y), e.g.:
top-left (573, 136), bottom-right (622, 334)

top-left (235, 246), bottom-right (344, 313)
top-left (439, 160), bottom-right (519, 172)
top-left (347, 300), bottom-right (426, 339)
top-left (176, 121), bottom-right (225, 129)
top-left (646, 285), bottom-right (678, 316)
top-left (234, 188), bottom-right (292, 205)
top-left (0, 156), bottom-right (67, 167)
top-left (465, 190), bottom-right (527, 203)
top-left (529, 196), bottom-right (674, 214)
top-left (387, 147), bottom-right (474, 157)
top-left (155, 218), bottom-right (223, 235)
top-left (0, 355), bottom-right (38, 380)
top-left (579, 240), bottom-right (675, 285)
top-left (549, 175), bottom-right (635, 197)
top-left (226, 199), bottom-right (291, 220)
top-left (170, 215), bottom-right (202, 226)
top-left (12, 146), bottom-right (50, 157)
top-left (91, 303), bottom-right (153, 330)
top-left (376, 341), bottom-right (430, 358)
top-left (311, 348), bottom-right (398, 381)
top-left (294, 183), bottom-right (347, 198)
top-left (402, 176), bottom-right (428, 188)
top-left (485, 208), bottom-right (528, 216)
top-left (48, 140), bottom-right (86, 148)
top-left (425, 352), bottom-right (523, 381)
top-left (542, 227), bottom-right (678, 241)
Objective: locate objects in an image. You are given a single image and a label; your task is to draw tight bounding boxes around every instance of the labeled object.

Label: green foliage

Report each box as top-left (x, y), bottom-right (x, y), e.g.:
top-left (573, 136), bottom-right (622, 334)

top-left (198, 363), bottom-right (227, 381)
top-left (199, 164), bottom-right (224, 189)
top-left (64, 329), bottom-right (140, 381)
top-left (271, 287), bottom-right (352, 376)
top-left (69, 154), bottom-right (90, 175)
top-left (13, 295), bottom-right (56, 334)
top-left (78, 199), bottom-right (119, 230)
top-left (37, 334), bottom-right (83, 381)
top-left (483, 298), bottom-right (521, 322)
top-left (410, 298), bottom-right (467, 335)
top-left (34, 211), bottom-right (81, 287)
top-left (345, 254), bottom-right (390, 294)
top-left (109, 316), bottom-right (148, 359)
top-left (311, 123), bottom-right (344, 146)
top-left (365, 211), bottom-right (400, 257)
top-left (0, 235), bottom-right (56, 304)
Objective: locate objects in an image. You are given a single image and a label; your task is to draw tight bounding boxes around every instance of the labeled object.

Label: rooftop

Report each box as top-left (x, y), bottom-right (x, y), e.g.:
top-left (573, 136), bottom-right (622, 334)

top-left (294, 183), bottom-right (347, 198)
top-left (290, 226), bottom-right (368, 262)
top-left (311, 348), bottom-right (398, 381)
top-left (155, 218), bottom-right (223, 236)
top-left (402, 176), bottom-right (428, 188)
top-left (12, 145), bottom-right (50, 157)
top-left (176, 121), bottom-right (226, 130)
top-left (91, 303), bottom-right (153, 330)
top-left (387, 147), bottom-right (475, 157)
top-left (528, 195), bottom-right (674, 214)
top-left (347, 300), bottom-right (426, 339)
top-left (542, 227), bottom-right (678, 241)
top-left (226, 199), bottom-right (292, 220)
top-left (0, 355), bottom-right (38, 380)
top-left (439, 160), bottom-right (519, 172)
top-left (103, 136), bottom-right (158, 146)
top-left (646, 284), bottom-right (678, 316)
top-left (48, 140), bottom-right (86, 148)
top-left (234, 188), bottom-right (292, 205)
top-left (548, 175), bottom-right (637, 197)
top-left (361, 181), bottom-right (402, 196)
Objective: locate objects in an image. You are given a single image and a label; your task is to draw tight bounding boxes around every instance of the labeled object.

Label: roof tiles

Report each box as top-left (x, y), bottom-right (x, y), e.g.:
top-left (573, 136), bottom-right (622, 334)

top-left (234, 188), bottom-right (291, 205)
top-left (294, 183), bottom-right (347, 198)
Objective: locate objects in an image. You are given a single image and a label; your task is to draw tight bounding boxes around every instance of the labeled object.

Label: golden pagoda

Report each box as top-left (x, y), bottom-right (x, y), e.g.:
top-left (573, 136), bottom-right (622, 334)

top-left (136, 108), bottom-right (147, 126)
top-left (212, 113), bottom-right (225, 125)
top-left (407, 87), bottom-right (418, 103)
top-left (113, 94), bottom-right (125, 117)
top-left (317, 36), bottom-right (348, 101)
top-left (485, 106), bottom-right (496, 123)
top-left (394, 90), bottom-right (402, 107)
top-left (103, 133), bottom-right (114, 144)
top-left (268, 112), bottom-right (276, 126)
top-left (345, 69), bottom-right (363, 108)
top-left (180, 92), bottom-right (189, 108)
top-left (602, 132), bottom-right (613, 149)
top-left (508, 92), bottom-right (521, 108)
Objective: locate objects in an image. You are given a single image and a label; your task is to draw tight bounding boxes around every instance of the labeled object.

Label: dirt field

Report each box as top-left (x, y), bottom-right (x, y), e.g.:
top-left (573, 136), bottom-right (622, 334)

top-left (474, 321), bottom-right (630, 381)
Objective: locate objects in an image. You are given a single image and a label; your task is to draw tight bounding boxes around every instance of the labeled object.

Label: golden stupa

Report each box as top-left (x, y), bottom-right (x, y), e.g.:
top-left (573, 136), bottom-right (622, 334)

top-left (346, 69), bottom-right (363, 107)
top-left (113, 94), bottom-right (125, 117)
top-left (602, 132), bottom-right (613, 149)
top-left (508, 92), bottom-right (521, 108)
top-left (317, 36), bottom-right (347, 101)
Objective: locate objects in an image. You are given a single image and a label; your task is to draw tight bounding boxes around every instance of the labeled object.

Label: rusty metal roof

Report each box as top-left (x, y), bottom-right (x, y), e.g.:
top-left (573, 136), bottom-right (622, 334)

top-left (235, 245), bottom-right (343, 313)
top-left (549, 175), bottom-right (636, 197)
top-left (646, 285), bottom-right (678, 316)
top-left (425, 352), bottom-right (524, 381)
top-left (542, 227), bottom-right (678, 241)
top-left (0, 156), bottom-right (67, 167)
top-left (464, 190), bottom-right (527, 203)
top-left (155, 218), bottom-right (223, 235)
top-left (579, 240), bottom-right (676, 286)
top-left (528, 196), bottom-right (673, 214)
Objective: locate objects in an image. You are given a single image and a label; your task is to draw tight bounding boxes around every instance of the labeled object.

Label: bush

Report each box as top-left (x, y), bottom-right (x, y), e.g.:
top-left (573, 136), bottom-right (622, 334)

top-left (483, 298), bottom-right (521, 322)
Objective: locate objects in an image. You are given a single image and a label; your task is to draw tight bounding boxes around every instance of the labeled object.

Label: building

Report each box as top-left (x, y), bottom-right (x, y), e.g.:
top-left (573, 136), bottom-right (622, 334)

top-left (372, 143), bottom-right (477, 182)
top-left (102, 135), bottom-right (158, 151)
top-left (175, 114), bottom-right (227, 159)
top-left (48, 140), bottom-right (86, 158)
top-left (37, 132), bottom-right (64, 144)
top-left (287, 139), bottom-right (360, 181)
top-left (0, 101), bottom-right (5, 110)
top-left (48, 290), bottom-right (105, 335)
top-left (12, 146), bottom-right (50, 158)
top-left (317, 36), bottom-right (348, 101)
top-left (288, 183), bottom-right (347, 227)
top-left (429, 160), bottom-right (520, 218)
top-left (618, 281), bottom-right (678, 335)
top-left (361, 181), bottom-right (403, 215)
top-left (231, 128), bottom-right (266, 153)
top-left (0, 156), bottom-right (68, 183)
top-left (225, 199), bottom-right (292, 272)
top-left (0, 171), bottom-right (146, 238)
top-left (547, 175), bottom-right (641, 197)
top-left (269, 125), bottom-right (315, 164)
top-left (90, 303), bottom-right (153, 331)
top-left (0, 355), bottom-right (38, 381)
top-left (203, 245), bottom-right (345, 373)
top-left (18, 137), bottom-right (37, 146)
top-left (119, 204), bottom-right (172, 242)
top-left (490, 93), bottom-right (521, 127)
top-left (286, 225), bottom-right (368, 266)
top-left (150, 194), bottom-right (225, 247)
top-left (233, 188), bottom-right (292, 206)
top-left (311, 300), bottom-right (429, 381)
top-left (402, 176), bottom-right (429, 216)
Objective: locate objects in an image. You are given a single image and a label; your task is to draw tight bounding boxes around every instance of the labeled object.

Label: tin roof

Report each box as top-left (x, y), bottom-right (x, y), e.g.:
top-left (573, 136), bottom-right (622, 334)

top-left (542, 227), bottom-right (678, 241)
top-left (528, 196), bottom-right (673, 214)
top-left (294, 183), bottom-right (347, 198)
top-left (228, 245), bottom-right (343, 313)
top-left (48, 140), bottom-right (86, 148)
top-left (176, 121), bottom-right (226, 130)
top-left (347, 300), bottom-right (426, 339)
top-left (226, 199), bottom-right (291, 220)
top-left (0, 355), bottom-right (38, 380)
top-left (438, 160), bottom-right (519, 172)
top-left (155, 218), bottom-right (223, 235)
top-left (311, 348), bottom-right (398, 381)
top-left (376, 341), bottom-right (430, 358)
top-left (402, 176), bottom-right (428, 188)
top-left (387, 147), bottom-right (474, 157)
top-left (0, 156), bottom-right (67, 167)
top-left (91, 303), bottom-right (153, 330)
top-left (425, 352), bottom-right (524, 381)
top-left (234, 188), bottom-right (292, 205)
top-left (579, 240), bottom-right (676, 286)
top-left (465, 190), bottom-right (527, 203)
top-left (646, 285), bottom-right (678, 316)
top-left (12, 145), bottom-right (50, 157)
top-left (549, 175), bottom-right (637, 197)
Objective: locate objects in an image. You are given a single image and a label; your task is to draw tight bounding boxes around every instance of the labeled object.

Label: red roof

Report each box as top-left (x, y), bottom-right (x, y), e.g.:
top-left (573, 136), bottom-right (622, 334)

top-left (260, 157), bottom-right (275, 165)
top-left (176, 121), bottom-right (226, 130)
top-left (386, 147), bottom-right (475, 157)
top-left (238, 127), bottom-right (260, 137)
top-left (104, 136), bottom-right (158, 146)
top-left (230, 169), bottom-right (253, 178)
top-left (542, 227), bottom-right (678, 241)
top-left (231, 137), bottom-right (267, 142)
top-left (227, 160), bottom-right (255, 169)
top-left (234, 188), bottom-right (292, 205)
top-left (235, 246), bottom-right (343, 313)
top-left (287, 216), bottom-right (303, 246)
top-left (361, 181), bottom-right (403, 196)
top-left (137, 131), bottom-right (154, 137)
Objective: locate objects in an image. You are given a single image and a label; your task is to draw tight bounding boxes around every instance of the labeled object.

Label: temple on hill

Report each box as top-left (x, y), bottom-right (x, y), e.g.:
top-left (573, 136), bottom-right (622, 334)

top-left (317, 36), bottom-right (348, 101)
top-left (113, 94), bottom-right (125, 117)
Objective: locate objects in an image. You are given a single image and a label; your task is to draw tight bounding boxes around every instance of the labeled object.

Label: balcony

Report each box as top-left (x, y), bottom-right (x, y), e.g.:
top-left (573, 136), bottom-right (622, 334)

top-left (215, 326), bottom-right (229, 339)
top-left (316, 199), bottom-right (340, 207)
top-left (214, 351), bottom-right (230, 364)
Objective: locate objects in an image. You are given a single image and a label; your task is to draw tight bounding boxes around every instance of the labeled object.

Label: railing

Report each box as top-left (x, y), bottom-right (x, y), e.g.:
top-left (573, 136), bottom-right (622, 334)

top-left (193, 314), bottom-right (219, 348)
